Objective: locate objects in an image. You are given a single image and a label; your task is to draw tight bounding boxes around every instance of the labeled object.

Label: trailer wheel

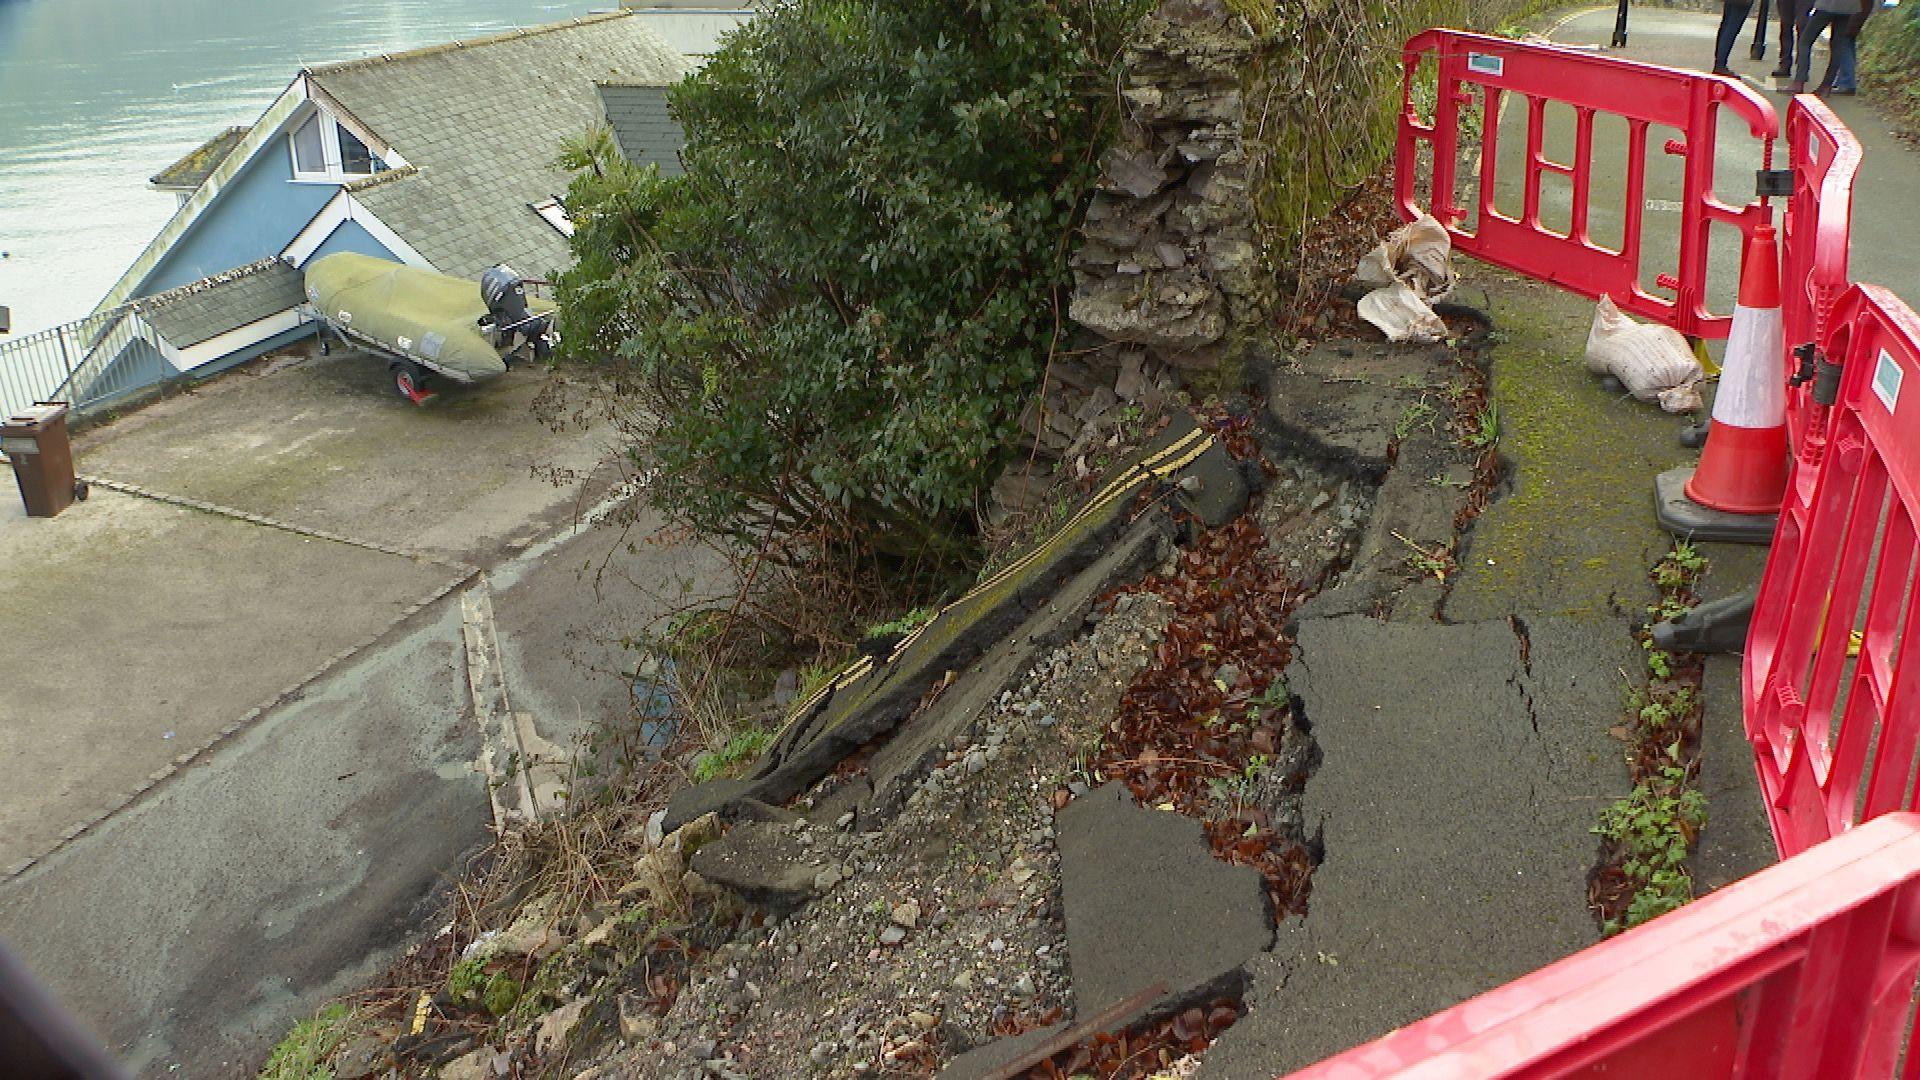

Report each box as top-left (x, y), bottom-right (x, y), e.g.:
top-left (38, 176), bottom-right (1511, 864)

top-left (390, 361), bottom-right (434, 406)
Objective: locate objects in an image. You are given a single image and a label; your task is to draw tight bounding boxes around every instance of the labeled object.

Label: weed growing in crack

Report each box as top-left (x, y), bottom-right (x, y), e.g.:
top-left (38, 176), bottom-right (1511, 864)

top-left (1593, 765), bottom-right (1707, 933)
top-left (1593, 540), bottom-right (1712, 933)
top-left (1463, 404), bottom-right (1501, 451)
top-left (1394, 530), bottom-right (1455, 583)
top-left (1395, 399), bottom-right (1439, 440)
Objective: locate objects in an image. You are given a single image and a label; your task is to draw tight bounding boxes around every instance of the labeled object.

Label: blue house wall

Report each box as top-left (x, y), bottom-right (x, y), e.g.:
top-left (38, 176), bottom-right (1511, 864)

top-left (308, 218), bottom-right (399, 264)
top-left (136, 142), bottom-right (336, 297)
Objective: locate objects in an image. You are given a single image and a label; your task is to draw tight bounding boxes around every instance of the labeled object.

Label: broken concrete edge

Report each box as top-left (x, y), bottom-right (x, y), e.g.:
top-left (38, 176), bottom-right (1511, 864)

top-left (75, 473), bottom-right (464, 568)
top-left (861, 517), bottom-right (1177, 827)
top-left (664, 414), bottom-right (1246, 833)
top-left (0, 562), bottom-right (480, 886)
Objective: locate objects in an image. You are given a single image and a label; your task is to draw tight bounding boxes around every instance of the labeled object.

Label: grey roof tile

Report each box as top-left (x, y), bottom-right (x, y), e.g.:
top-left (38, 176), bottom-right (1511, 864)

top-left (135, 258), bottom-right (305, 348)
top-left (308, 13), bottom-right (690, 280)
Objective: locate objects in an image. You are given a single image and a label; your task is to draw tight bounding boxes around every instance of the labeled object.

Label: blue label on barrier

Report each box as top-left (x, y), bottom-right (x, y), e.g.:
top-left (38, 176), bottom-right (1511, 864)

top-left (1468, 53), bottom-right (1504, 77)
top-left (1875, 349), bottom-right (1903, 414)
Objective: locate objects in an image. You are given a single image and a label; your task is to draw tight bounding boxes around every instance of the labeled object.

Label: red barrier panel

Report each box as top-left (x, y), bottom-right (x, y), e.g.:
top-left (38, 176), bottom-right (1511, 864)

top-left (1286, 813), bottom-right (1920, 1079)
top-left (1746, 283), bottom-right (1920, 859)
top-left (1398, 30), bottom-right (1777, 341)
top-left (1781, 95), bottom-right (1862, 474)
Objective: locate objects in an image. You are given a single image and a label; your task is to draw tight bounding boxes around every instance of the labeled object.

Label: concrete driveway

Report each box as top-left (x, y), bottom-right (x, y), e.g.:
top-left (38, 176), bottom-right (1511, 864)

top-left (0, 344), bottom-right (730, 1074)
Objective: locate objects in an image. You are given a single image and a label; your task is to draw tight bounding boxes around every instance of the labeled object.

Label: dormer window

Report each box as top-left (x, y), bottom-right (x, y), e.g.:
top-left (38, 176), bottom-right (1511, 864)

top-left (289, 109), bottom-right (380, 182)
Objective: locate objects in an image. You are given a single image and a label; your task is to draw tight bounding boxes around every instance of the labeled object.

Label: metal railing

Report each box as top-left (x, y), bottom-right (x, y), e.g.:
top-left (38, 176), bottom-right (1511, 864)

top-left (0, 305), bottom-right (167, 421)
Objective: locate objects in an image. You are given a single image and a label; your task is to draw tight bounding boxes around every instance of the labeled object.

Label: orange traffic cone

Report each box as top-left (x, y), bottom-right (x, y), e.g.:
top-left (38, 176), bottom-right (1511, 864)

top-left (1687, 222), bottom-right (1789, 513)
top-left (1655, 222), bottom-right (1789, 543)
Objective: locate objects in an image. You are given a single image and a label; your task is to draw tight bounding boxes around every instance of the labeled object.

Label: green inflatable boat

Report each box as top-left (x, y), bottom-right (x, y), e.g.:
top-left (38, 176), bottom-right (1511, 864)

top-left (303, 252), bottom-right (555, 404)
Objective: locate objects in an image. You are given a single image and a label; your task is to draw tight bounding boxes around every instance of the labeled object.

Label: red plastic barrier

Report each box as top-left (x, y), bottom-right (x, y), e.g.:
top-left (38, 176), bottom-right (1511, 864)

top-left (1746, 283), bottom-right (1920, 859)
top-left (1397, 30), bottom-right (1777, 340)
top-left (1781, 95), bottom-right (1862, 473)
top-left (1286, 813), bottom-right (1920, 1079)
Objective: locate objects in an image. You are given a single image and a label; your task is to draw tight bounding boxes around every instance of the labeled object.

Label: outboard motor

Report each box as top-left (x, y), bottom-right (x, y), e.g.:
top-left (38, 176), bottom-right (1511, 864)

top-left (479, 264), bottom-right (552, 363)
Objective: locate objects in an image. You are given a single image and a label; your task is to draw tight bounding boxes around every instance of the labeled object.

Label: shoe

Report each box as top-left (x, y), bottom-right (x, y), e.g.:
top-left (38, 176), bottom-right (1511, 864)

top-left (1770, 66), bottom-right (1793, 78)
top-left (1788, 80), bottom-right (1807, 95)
top-left (1833, 87), bottom-right (1857, 96)
top-left (1712, 66), bottom-right (1738, 76)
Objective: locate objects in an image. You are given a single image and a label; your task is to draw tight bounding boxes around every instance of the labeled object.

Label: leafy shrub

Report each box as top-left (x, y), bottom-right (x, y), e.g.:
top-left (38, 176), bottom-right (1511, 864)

top-left (556, 0), bottom-right (1149, 582)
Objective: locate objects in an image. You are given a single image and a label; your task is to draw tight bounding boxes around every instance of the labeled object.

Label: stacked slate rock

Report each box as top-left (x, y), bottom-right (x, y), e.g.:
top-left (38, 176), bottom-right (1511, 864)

top-left (1067, 0), bottom-right (1272, 369)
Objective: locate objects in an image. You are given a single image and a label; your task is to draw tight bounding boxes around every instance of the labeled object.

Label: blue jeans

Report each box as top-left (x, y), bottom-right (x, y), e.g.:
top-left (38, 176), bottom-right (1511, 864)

top-left (1716, 1), bottom-right (1756, 70)
top-left (1795, 10), bottom-right (1854, 86)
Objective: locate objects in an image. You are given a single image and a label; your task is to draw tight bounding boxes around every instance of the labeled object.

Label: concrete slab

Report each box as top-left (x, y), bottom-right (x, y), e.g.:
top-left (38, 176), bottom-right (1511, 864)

top-left (0, 490), bottom-right (447, 869)
top-left (1197, 615), bottom-right (1629, 1078)
top-left (0, 599), bottom-right (487, 1075)
top-left (485, 497), bottom-right (733, 755)
top-left (74, 349), bottom-right (615, 564)
top-left (1691, 539), bottom-right (1777, 893)
top-left (1057, 784), bottom-right (1273, 1022)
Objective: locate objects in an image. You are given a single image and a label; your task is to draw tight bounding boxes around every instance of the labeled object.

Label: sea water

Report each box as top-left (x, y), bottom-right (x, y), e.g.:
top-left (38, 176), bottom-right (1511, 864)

top-left (0, 0), bottom-right (599, 335)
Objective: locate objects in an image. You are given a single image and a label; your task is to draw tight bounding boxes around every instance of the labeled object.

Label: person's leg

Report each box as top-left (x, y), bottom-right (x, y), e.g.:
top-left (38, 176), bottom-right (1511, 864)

top-left (1716, 1), bottom-right (1755, 72)
top-left (1834, 12), bottom-right (1866, 91)
top-left (1794, 10), bottom-right (1838, 89)
top-left (1773, 0), bottom-right (1799, 73)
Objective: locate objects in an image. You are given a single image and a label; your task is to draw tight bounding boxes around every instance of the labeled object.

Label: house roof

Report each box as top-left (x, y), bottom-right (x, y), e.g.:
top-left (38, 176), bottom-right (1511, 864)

top-left (307, 12), bottom-right (691, 280)
top-left (150, 127), bottom-right (252, 191)
top-left (596, 84), bottom-right (686, 175)
top-left (134, 258), bottom-right (306, 349)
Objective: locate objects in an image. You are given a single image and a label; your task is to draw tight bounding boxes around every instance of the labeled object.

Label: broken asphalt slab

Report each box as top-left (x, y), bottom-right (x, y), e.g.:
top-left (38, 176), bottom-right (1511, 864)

top-left (943, 783), bottom-right (1274, 1080)
top-left (1197, 614), bottom-right (1630, 1077)
top-left (1058, 784), bottom-right (1274, 1020)
top-left (1256, 339), bottom-right (1479, 622)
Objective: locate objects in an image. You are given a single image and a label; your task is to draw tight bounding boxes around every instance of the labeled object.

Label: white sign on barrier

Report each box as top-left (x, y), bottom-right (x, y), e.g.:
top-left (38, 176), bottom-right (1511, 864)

top-left (1875, 349), bottom-right (1903, 413)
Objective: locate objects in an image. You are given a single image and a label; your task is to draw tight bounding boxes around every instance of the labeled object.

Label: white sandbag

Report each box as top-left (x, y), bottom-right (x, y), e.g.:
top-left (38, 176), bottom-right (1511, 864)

top-left (1358, 282), bottom-right (1450, 346)
top-left (1585, 294), bottom-right (1705, 414)
top-left (1355, 213), bottom-right (1458, 344)
top-left (1355, 214), bottom-right (1457, 298)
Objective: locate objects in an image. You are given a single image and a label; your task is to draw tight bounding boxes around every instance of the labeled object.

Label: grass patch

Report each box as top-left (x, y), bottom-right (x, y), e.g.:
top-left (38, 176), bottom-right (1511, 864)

top-left (691, 728), bottom-right (775, 783)
top-left (259, 1004), bottom-right (354, 1080)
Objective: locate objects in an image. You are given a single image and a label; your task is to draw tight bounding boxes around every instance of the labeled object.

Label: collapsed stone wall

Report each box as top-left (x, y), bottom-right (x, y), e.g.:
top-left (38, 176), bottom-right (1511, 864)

top-left (1068, 0), bottom-right (1272, 373)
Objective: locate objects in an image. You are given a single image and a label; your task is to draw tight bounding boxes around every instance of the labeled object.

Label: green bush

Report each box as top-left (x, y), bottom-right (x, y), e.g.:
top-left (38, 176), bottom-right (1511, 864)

top-left (557, 0), bottom-right (1148, 581)
top-left (1864, 5), bottom-right (1920, 123)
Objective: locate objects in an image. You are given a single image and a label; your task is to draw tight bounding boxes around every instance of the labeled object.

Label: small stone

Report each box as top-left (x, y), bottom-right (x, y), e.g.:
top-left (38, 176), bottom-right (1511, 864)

top-left (1013, 974), bottom-right (1037, 998)
top-left (690, 1038), bottom-right (719, 1061)
top-left (1214, 664), bottom-right (1240, 688)
top-left (810, 1042), bottom-right (836, 1065)
top-left (439, 1049), bottom-right (491, 1080)
top-left (814, 866), bottom-right (844, 892)
top-left (952, 970), bottom-right (975, 991)
top-left (1009, 858), bottom-right (1035, 884)
top-left (890, 901), bottom-right (920, 929)
top-left (908, 1010), bottom-right (938, 1031)
top-left (879, 926), bottom-right (908, 947)
top-left (988, 938), bottom-right (1006, 954)
top-left (964, 751), bottom-right (988, 775)
top-left (619, 995), bottom-right (659, 1042)
top-left (536, 999), bottom-right (589, 1056)
top-left (836, 811), bottom-right (856, 829)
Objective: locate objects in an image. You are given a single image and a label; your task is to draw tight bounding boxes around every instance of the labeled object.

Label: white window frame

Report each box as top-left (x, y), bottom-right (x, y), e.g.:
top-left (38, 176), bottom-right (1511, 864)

top-left (287, 106), bottom-right (379, 184)
top-left (531, 196), bottom-right (575, 238)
